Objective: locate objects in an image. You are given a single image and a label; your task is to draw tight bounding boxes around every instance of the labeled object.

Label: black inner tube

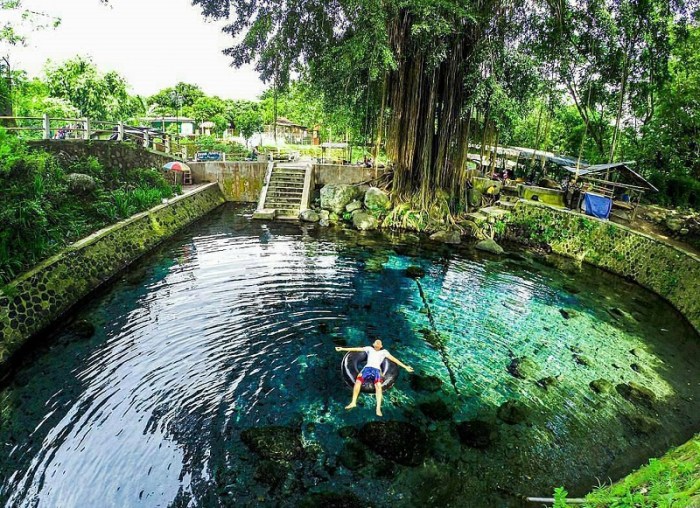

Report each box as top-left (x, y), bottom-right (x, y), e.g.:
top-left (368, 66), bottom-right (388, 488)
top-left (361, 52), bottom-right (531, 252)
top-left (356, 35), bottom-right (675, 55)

top-left (341, 351), bottom-right (399, 393)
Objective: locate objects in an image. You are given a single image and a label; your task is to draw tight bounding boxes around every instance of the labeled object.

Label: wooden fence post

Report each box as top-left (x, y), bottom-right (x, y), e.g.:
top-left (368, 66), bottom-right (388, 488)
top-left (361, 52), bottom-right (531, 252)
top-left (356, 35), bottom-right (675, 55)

top-left (83, 118), bottom-right (90, 140)
top-left (43, 114), bottom-right (50, 139)
top-left (143, 129), bottom-right (150, 149)
top-left (118, 122), bottom-right (125, 141)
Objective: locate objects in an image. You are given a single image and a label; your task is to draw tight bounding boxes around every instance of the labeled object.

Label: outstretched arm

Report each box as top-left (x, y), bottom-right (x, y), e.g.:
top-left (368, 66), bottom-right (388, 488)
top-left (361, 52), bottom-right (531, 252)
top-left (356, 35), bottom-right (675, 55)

top-left (335, 347), bottom-right (366, 352)
top-left (387, 353), bottom-right (414, 373)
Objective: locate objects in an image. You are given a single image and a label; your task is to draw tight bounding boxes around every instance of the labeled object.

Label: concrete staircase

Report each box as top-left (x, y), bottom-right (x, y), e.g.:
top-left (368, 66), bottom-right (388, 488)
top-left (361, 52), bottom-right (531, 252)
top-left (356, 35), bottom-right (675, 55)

top-left (253, 162), bottom-right (314, 220)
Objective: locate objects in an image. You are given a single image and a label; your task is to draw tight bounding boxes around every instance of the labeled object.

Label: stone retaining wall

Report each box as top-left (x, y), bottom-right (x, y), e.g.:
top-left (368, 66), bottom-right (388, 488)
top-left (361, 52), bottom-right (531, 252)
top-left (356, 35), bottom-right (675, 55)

top-left (0, 183), bottom-right (225, 370)
top-left (29, 140), bottom-right (179, 172)
top-left (505, 200), bottom-right (700, 333)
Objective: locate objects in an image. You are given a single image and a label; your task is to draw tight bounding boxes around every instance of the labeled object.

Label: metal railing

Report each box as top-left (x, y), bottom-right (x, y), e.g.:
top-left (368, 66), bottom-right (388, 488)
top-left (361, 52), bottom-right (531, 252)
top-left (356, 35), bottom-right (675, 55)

top-left (0, 114), bottom-right (185, 157)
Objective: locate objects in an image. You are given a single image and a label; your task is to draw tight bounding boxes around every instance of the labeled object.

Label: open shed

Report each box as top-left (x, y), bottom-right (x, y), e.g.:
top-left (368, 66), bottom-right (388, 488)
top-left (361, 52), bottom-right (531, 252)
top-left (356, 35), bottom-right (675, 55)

top-left (563, 161), bottom-right (657, 219)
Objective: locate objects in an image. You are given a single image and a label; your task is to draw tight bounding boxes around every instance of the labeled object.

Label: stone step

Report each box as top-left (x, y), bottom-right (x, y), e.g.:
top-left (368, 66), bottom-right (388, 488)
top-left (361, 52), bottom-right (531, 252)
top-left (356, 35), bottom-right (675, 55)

top-left (265, 200), bottom-right (302, 208)
top-left (480, 206), bottom-right (511, 219)
top-left (268, 183), bottom-right (304, 190)
top-left (253, 208), bottom-right (277, 220)
top-left (270, 177), bottom-right (305, 184)
top-left (465, 211), bottom-right (488, 222)
top-left (496, 200), bottom-right (516, 209)
top-left (267, 189), bottom-right (303, 196)
top-left (273, 170), bottom-right (306, 176)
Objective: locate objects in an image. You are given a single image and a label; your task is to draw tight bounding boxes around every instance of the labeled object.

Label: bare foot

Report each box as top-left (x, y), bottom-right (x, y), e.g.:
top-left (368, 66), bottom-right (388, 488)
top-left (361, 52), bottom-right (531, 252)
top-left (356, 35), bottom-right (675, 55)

top-left (345, 403), bottom-right (356, 410)
top-left (376, 409), bottom-right (383, 417)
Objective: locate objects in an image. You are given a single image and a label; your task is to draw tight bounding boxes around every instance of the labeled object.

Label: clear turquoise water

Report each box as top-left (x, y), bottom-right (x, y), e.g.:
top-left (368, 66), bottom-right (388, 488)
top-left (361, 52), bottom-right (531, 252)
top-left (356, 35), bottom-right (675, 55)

top-left (0, 203), bottom-right (698, 507)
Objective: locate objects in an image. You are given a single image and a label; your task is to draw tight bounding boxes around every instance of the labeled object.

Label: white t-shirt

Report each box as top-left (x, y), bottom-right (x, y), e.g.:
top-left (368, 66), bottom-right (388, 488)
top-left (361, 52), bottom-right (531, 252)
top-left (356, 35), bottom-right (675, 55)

top-left (364, 347), bottom-right (390, 369)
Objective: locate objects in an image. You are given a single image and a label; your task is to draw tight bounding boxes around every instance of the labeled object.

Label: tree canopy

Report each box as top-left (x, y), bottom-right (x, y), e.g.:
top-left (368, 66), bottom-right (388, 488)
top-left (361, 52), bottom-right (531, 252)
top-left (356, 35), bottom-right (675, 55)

top-left (191, 0), bottom-right (697, 208)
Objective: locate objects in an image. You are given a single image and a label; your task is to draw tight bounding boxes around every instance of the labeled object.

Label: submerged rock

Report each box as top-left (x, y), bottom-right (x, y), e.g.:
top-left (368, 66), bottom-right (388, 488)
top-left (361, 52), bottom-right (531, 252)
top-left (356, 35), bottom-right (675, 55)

top-left (352, 211), bottom-right (378, 231)
top-left (338, 441), bottom-right (366, 471)
top-left (253, 460), bottom-right (289, 490)
top-left (405, 266), bottom-right (426, 279)
top-left (300, 209), bottom-right (320, 223)
top-left (626, 415), bottom-right (661, 436)
top-left (616, 382), bottom-right (656, 407)
top-left (69, 319), bottom-right (95, 338)
top-left (299, 491), bottom-right (369, 508)
top-left (418, 399), bottom-right (453, 421)
top-left (475, 238), bottom-right (504, 255)
top-left (456, 420), bottom-right (495, 449)
top-left (497, 400), bottom-right (529, 425)
top-left (562, 283), bottom-right (581, 294)
top-left (240, 425), bottom-right (305, 461)
top-left (573, 354), bottom-right (593, 367)
top-left (536, 376), bottom-right (559, 390)
top-left (507, 356), bottom-right (540, 380)
top-left (410, 374), bottom-right (443, 392)
top-left (358, 421), bottom-right (428, 466)
top-left (630, 363), bottom-right (650, 376)
top-left (589, 379), bottom-right (614, 394)
top-left (320, 185), bottom-right (360, 214)
top-left (430, 230), bottom-right (461, 245)
top-left (559, 308), bottom-right (577, 319)
top-left (364, 187), bottom-right (391, 213)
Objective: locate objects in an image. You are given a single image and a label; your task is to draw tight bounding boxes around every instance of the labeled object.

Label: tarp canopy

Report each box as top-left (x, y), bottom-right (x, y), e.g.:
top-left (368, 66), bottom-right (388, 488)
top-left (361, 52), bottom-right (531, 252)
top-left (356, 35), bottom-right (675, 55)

top-left (563, 161), bottom-right (658, 192)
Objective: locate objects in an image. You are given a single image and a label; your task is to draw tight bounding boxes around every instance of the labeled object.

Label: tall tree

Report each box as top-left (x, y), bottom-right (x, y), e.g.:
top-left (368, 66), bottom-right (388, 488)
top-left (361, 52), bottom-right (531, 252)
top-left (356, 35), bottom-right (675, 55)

top-left (44, 56), bottom-right (138, 120)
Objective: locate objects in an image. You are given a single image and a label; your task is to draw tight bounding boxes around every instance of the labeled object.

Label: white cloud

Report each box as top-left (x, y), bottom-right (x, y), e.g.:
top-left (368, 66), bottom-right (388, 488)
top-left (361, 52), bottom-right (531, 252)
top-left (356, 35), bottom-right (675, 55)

top-left (6, 0), bottom-right (266, 100)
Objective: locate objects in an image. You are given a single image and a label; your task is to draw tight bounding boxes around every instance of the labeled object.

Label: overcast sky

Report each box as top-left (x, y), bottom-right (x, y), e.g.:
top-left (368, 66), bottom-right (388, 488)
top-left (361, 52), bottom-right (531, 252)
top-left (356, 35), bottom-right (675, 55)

top-left (6, 0), bottom-right (266, 100)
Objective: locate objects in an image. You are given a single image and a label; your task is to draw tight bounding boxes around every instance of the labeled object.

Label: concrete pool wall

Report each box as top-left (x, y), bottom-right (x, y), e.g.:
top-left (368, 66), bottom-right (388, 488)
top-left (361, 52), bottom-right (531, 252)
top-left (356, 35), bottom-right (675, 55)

top-left (505, 200), bottom-right (700, 334)
top-left (0, 183), bottom-right (225, 371)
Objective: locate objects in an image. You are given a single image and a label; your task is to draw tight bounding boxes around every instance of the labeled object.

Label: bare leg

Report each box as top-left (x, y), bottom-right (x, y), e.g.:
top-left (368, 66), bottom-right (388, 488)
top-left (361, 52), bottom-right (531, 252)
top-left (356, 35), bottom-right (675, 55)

top-left (375, 383), bottom-right (383, 417)
top-left (345, 380), bottom-right (362, 410)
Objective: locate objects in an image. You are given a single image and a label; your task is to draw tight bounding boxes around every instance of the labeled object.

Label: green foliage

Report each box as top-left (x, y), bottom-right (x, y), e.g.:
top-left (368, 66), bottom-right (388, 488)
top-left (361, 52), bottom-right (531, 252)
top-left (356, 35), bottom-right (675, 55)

top-left (584, 437), bottom-right (700, 507)
top-left (44, 56), bottom-right (139, 120)
top-left (553, 486), bottom-right (568, 508)
top-left (0, 128), bottom-right (176, 283)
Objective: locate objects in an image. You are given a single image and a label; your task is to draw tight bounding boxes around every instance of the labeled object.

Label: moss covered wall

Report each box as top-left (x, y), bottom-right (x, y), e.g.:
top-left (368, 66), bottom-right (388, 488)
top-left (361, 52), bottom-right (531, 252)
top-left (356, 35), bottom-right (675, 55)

top-left (29, 140), bottom-right (179, 172)
top-left (505, 201), bottom-right (700, 333)
top-left (189, 161), bottom-right (268, 202)
top-left (0, 183), bottom-right (225, 371)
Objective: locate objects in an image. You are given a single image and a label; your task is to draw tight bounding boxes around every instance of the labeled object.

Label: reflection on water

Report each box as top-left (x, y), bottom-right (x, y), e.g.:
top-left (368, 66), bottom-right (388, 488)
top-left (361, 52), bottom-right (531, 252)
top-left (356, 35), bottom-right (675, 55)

top-left (1, 204), bottom-right (698, 507)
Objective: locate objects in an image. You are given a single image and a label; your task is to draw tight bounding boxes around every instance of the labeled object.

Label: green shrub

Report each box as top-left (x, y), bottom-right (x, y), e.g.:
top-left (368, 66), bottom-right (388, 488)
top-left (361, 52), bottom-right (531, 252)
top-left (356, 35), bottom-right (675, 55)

top-left (0, 128), bottom-right (179, 283)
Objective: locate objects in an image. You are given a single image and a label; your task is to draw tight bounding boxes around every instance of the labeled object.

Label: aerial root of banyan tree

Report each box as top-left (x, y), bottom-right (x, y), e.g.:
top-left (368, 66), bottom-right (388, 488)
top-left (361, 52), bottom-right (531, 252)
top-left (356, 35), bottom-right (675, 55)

top-left (386, 10), bottom-right (476, 211)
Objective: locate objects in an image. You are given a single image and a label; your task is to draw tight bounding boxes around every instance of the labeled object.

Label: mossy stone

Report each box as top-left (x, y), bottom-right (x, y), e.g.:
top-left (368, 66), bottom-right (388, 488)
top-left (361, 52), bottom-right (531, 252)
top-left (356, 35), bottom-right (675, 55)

top-left (418, 399), bottom-right (453, 421)
top-left (240, 425), bottom-right (305, 461)
top-left (358, 421), bottom-right (428, 467)
top-left (590, 379), bottom-right (614, 394)
top-left (456, 420), bottom-right (495, 449)
top-left (410, 374), bottom-right (443, 392)
top-left (497, 400), bottom-right (529, 425)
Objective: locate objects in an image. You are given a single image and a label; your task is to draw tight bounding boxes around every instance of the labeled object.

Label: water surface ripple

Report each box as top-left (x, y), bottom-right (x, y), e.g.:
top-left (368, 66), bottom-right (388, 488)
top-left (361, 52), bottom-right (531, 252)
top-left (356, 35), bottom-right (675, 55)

top-left (1, 204), bottom-right (698, 507)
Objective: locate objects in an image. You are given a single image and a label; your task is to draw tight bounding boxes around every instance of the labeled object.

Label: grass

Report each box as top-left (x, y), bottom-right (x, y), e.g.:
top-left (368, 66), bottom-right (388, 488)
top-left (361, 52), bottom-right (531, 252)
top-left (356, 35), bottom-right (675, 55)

top-left (581, 435), bottom-right (699, 507)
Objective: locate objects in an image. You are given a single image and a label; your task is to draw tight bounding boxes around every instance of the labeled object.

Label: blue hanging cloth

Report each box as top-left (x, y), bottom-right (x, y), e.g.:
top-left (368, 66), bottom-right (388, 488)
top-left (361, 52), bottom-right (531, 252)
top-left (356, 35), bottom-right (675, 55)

top-left (583, 192), bottom-right (613, 219)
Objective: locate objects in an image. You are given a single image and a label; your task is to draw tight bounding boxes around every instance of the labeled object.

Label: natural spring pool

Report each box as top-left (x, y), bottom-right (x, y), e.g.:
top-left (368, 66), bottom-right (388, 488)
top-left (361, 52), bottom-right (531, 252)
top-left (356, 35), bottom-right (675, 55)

top-left (1, 203), bottom-right (698, 507)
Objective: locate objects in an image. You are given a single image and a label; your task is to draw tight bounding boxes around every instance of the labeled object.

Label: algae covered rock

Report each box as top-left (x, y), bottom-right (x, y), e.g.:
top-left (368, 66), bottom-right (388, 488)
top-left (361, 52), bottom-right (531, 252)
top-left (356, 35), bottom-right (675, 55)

top-left (299, 209), bottom-right (320, 223)
top-left (410, 374), bottom-right (442, 392)
top-left (418, 399), bottom-right (453, 421)
top-left (616, 382), bottom-right (656, 407)
top-left (405, 265), bottom-right (426, 279)
top-left (352, 211), bottom-right (378, 231)
top-left (456, 420), bottom-right (495, 449)
top-left (299, 491), bottom-right (369, 508)
top-left (590, 379), bottom-right (614, 394)
top-left (240, 425), bottom-right (305, 461)
top-left (536, 376), bottom-right (559, 390)
top-left (358, 421), bottom-right (428, 466)
top-left (69, 319), bottom-right (96, 338)
top-left (497, 400), bottom-right (529, 425)
top-left (364, 187), bottom-right (391, 213)
top-left (475, 238), bottom-right (504, 255)
top-left (320, 185), bottom-right (360, 214)
top-left (626, 415), bottom-right (661, 436)
top-left (430, 230), bottom-right (461, 244)
top-left (507, 356), bottom-right (539, 380)
top-left (338, 440), bottom-right (366, 471)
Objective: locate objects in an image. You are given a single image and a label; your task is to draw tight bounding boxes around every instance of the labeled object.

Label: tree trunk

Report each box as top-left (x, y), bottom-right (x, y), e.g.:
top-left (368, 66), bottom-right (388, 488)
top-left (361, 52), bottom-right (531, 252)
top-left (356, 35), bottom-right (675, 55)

top-left (385, 10), bottom-right (475, 209)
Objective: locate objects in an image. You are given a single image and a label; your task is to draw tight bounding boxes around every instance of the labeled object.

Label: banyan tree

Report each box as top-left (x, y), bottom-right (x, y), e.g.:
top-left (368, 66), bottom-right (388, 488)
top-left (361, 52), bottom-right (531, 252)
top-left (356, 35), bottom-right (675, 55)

top-left (191, 0), bottom-right (522, 208)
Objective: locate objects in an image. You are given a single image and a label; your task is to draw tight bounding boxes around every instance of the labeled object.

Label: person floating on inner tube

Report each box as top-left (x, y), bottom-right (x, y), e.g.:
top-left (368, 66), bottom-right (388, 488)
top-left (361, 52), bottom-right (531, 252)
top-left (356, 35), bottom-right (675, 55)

top-left (335, 340), bottom-right (414, 416)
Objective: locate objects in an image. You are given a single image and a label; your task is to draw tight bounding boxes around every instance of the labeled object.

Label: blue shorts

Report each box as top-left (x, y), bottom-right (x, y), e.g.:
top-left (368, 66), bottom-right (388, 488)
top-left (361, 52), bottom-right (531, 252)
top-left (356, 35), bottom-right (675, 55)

top-left (358, 366), bottom-right (383, 384)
